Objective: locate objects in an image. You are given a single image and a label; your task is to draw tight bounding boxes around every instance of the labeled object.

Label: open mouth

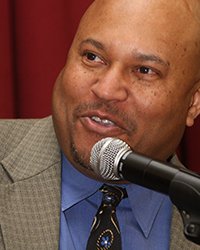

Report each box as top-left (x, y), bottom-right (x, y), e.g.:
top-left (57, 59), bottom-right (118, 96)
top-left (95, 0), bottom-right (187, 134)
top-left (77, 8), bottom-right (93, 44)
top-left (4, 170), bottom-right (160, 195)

top-left (91, 116), bottom-right (116, 127)
top-left (77, 107), bottom-right (131, 137)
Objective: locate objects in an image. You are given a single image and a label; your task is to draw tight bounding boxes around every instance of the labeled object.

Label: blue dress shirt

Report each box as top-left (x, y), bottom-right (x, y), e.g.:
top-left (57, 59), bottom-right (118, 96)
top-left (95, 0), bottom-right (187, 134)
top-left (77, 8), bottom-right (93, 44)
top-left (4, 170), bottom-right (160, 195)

top-left (60, 154), bottom-right (172, 250)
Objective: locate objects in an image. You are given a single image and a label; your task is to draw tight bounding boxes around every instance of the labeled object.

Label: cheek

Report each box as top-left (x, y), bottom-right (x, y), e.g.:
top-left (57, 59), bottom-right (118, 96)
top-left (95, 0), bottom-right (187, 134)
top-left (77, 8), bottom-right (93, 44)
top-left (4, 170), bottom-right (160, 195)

top-left (133, 88), bottom-right (171, 118)
top-left (128, 94), bottom-right (185, 159)
top-left (61, 65), bottom-right (93, 102)
top-left (132, 86), bottom-right (187, 141)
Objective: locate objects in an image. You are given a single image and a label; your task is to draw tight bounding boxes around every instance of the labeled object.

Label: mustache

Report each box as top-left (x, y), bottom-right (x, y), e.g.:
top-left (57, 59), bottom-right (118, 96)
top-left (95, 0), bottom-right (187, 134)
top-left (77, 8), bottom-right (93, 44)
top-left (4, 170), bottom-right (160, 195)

top-left (73, 102), bottom-right (137, 133)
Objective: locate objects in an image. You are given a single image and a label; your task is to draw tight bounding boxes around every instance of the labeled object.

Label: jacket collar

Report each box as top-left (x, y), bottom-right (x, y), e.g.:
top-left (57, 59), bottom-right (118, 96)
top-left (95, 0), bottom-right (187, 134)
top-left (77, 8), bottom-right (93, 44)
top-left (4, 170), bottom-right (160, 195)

top-left (1, 116), bottom-right (60, 182)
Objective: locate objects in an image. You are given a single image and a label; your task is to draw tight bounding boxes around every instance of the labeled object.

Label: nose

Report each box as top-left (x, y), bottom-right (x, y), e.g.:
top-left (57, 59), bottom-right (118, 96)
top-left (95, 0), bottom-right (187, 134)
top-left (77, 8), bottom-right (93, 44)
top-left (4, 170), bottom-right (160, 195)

top-left (91, 66), bottom-right (129, 102)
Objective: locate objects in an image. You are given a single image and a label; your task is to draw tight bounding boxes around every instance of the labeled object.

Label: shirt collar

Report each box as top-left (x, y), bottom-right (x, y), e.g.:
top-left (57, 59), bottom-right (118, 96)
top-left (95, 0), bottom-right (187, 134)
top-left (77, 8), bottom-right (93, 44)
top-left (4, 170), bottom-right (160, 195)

top-left (126, 184), bottom-right (168, 238)
top-left (61, 153), bottom-right (171, 238)
top-left (61, 153), bottom-right (101, 211)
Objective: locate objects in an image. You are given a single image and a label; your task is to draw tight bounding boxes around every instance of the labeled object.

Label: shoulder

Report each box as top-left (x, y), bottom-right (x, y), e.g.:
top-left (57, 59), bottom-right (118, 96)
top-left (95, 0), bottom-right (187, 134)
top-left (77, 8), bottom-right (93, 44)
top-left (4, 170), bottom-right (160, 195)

top-left (0, 116), bottom-right (52, 161)
top-left (170, 207), bottom-right (200, 249)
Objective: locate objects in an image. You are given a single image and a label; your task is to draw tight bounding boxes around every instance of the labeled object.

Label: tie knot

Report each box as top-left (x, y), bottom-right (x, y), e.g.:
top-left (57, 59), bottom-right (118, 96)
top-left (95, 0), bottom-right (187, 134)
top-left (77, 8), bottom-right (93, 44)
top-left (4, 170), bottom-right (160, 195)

top-left (100, 184), bottom-right (127, 207)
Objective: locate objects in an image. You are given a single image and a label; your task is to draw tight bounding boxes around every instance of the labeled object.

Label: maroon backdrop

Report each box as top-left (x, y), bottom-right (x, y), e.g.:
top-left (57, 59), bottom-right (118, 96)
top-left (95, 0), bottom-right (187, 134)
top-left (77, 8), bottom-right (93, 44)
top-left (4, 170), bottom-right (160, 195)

top-left (0, 0), bottom-right (200, 172)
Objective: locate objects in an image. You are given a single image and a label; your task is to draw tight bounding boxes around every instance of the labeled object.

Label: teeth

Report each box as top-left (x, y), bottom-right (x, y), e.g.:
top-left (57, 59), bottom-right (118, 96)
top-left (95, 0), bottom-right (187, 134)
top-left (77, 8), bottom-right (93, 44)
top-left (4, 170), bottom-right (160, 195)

top-left (102, 119), bottom-right (115, 126)
top-left (92, 116), bottom-right (102, 123)
top-left (91, 116), bottom-right (115, 126)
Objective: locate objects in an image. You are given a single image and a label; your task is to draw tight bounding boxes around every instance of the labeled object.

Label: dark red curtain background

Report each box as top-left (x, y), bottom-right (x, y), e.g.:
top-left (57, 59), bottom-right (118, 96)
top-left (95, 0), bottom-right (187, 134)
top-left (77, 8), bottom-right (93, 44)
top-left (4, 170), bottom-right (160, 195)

top-left (0, 0), bottom-right (200, 172)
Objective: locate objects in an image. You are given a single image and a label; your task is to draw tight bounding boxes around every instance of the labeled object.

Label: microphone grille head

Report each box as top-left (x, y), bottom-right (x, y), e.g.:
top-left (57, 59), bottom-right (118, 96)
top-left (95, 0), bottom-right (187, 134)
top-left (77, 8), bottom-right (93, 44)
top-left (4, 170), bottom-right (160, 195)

top-left (90, 137), bottom-right (131, 180)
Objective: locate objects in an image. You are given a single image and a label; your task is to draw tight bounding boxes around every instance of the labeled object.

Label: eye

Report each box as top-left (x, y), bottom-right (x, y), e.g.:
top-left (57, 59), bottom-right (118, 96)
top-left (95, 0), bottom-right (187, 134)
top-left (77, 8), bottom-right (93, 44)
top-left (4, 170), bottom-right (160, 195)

top-left (133, 65), bottom-right (160, 81)
top-left (83, 52), bottom-right (103, 63)
top-left (137, 66), bottom-right (155, 75)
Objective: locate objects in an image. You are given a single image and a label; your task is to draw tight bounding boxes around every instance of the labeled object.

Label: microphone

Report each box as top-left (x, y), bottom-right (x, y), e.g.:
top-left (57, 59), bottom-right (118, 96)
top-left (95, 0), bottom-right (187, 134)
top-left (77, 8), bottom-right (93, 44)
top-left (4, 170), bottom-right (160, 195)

top-left (90, 137), bottom-right (200, 244)
top-left (90, 137), bottom-right (200, 195)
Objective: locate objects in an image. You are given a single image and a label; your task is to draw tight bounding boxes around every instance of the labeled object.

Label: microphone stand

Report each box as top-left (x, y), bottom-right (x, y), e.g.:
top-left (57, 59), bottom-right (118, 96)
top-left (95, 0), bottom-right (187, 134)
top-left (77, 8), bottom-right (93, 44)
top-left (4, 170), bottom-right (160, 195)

top-left (119, 153), bottom-right (200, 244)
top-left (169, 168), bottom-right (200, 245)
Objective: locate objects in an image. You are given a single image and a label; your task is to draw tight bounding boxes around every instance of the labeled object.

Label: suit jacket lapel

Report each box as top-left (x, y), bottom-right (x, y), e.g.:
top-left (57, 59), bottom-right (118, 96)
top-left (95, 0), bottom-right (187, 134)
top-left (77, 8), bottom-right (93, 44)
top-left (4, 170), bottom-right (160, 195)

top-left (0, 117), bottom-right (62, 250)
top-left (1, 117), bottom-right (60, 182)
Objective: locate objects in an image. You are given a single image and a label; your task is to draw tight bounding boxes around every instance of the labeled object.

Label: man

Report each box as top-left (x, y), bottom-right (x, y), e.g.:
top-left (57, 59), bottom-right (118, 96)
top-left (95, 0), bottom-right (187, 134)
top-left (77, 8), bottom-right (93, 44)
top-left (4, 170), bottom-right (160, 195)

top-left (1, 0), bottom-right (200, 249)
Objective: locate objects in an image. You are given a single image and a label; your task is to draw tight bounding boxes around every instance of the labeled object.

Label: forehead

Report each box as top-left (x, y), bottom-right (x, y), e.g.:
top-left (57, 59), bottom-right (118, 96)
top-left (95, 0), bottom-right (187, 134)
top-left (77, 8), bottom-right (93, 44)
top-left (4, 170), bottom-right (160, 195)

top-left (90, 0), bottom-right (200, 18)
top-left (75, 0), bottom-right (200, 63)
top-left (79, 0), bottom-right (199, 40)
top-left (182, 0), bottom-right (200, 23)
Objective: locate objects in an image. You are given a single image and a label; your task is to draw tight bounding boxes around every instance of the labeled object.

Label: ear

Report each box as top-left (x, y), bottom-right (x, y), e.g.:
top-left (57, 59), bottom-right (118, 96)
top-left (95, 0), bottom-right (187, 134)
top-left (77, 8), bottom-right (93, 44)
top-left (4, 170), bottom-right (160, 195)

top-left (186, 87), bottom-right (200, 127)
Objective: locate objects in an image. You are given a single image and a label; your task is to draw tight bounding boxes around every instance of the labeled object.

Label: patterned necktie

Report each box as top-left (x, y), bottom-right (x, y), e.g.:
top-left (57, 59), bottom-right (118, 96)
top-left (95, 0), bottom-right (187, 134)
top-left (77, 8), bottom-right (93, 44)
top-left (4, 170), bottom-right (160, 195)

top-left (86, 184), bottom-right (127, 250)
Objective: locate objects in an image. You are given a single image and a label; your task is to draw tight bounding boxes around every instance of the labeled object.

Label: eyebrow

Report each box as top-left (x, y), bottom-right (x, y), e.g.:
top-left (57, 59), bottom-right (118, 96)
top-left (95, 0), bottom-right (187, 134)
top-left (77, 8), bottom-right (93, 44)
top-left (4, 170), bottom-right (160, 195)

top-left (79, 38), bottom-right (105, 50)
top-left (79, 38), bottom-right (170, 67)
top-left (132, 50), bottom-right (170, 67)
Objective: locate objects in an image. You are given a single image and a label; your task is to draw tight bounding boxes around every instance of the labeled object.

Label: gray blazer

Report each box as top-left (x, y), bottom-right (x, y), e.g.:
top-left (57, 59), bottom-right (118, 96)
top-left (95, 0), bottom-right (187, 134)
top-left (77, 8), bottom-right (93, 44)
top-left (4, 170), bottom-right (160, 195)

top-left (0, 116), bottom-right (199, 249)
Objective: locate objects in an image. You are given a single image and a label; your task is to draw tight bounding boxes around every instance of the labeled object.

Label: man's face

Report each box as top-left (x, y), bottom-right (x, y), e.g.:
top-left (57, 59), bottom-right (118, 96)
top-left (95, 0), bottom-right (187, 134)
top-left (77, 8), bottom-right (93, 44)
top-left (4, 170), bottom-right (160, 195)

top-left (52, 0), bottom-right (200, 180)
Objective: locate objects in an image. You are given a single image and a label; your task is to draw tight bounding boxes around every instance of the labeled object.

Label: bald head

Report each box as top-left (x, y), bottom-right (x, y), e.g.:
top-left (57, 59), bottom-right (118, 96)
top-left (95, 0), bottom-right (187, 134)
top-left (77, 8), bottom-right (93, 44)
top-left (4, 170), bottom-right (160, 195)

top-left (182, 0), bottom-right (200, 23)
top-left (89, 0), bottom-right (200, 20)
top-left (82, 0), bottom-right (200, 36)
